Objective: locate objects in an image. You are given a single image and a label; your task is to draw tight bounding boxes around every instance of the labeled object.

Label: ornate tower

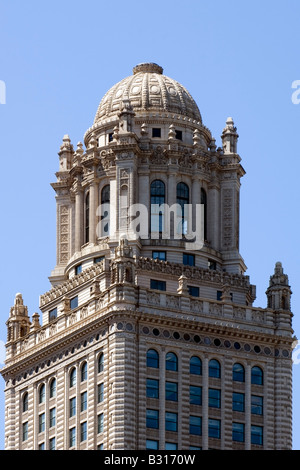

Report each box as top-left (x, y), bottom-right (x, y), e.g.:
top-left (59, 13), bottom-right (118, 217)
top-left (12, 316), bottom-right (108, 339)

top-left (0, 63), bottom-right (295, 451)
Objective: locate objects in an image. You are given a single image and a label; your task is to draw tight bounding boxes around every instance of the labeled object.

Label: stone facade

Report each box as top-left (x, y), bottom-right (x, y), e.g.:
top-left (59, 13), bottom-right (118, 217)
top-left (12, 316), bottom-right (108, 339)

top-left (0, 63), bottom-right (295, 450)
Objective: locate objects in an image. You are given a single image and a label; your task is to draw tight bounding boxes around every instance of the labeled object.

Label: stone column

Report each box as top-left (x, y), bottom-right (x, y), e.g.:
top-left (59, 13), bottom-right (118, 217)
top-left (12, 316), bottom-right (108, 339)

top-left (75, 188), bottom-right (83, 252)
top-left (89, 181), bottom-right (98, 244)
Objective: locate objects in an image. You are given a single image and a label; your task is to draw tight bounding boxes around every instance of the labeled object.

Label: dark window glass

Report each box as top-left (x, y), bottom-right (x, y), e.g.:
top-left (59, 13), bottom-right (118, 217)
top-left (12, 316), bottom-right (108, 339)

top-left (190, 416), bottom-right (202, 435)
top-left (251, 425), bottom-right (263, 445)
top-left (152, 251), bottom-right (166, 261)
top-left (177, 183), bottom-right (189, 234)
top-left (201, 188), bottom-right (207, 240)
top-left (147, 379), bottom-right (159, 399)
top-left (150, 180), bottom-right (165, 234)
top-left (98, 353), bottom-right (104, 373)
top-left (232, 422), bottom-right (245, 442)
top-left (190, 356), bottom-right (202, 375)
top-left (190, 385), bottom-right (202, 406)
top-left (85, 192), bottom-right (90, 243)
top-left (81, 362), bottom-right (87, 382)
top-left (101, 185), bottom-right (110, 235)
top-left (146, 409), bottom-right (159, 429)
top-left (217, 290), bottom-right (222, 301)
top-left (75, 264), bottom-right (82, 275)
top-left (108, 132), bottom-right (113, 142)
top-left (49, 308), bottom-right (57, 322)
top-left (183, 253), bottom-right (195, 266)
top-left (146, 440), bottom-right (159, 450)
top-left (94, 256), bottom-right (105, 264)
top-left (251, 395), bottom-right (263, 415)
top-left (251, 366), bottom-right (263, 385)
top-left (70, 368), bottom-right (76, 388)
top-left (166, 382), bottom-right (178, 401)
top-left (232, 392), bottom-right (245, 412)
top-left (147, 349), bottom-right (159, 368)
top-left (208, 419), bottom-right (221, 439)
top-left (23, 393), bottom-right (28, 412)
top-left (209, 359), bottom-right (221, 378)
top-left (188, 286), bottom-right (199, 297)
top-left (98, 383), bottom-right (104, 403)
top-left (166, 352), bottom-right (178, 371)
top-left (233, 363), bottom-right (245, 382)
top-left (175, 129), bottom-right (182, 140)
top-left (152, 128), bottom-right (161, 138)
top-left (209, 388), bottom-right (221, 408)
top-left (70, 296), bottom-right (78, 310)
top-left (165, 412), bottom-right (178, 432)
top-left (150, 279), bottom-right (166, 291)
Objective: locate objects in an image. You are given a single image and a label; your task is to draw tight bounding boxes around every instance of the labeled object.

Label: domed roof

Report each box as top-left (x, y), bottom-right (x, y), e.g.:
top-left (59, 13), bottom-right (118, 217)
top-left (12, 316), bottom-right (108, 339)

top-left (94, 63), bottom-right (202, 124)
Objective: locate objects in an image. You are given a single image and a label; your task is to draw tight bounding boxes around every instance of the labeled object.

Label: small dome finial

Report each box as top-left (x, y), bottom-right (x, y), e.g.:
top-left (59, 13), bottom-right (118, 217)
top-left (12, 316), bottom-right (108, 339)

top-left (133, 63), bottom-right (163, 75)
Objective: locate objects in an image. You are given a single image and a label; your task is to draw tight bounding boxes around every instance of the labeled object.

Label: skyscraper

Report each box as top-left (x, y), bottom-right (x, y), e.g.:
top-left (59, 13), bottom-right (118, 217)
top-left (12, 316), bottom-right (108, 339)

top-left (1, 63), bottom-right (294, 450)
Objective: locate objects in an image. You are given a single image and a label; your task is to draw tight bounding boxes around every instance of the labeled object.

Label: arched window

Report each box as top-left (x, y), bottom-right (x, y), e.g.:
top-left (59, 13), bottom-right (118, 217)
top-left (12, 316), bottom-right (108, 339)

top-left (177, 182), bottom-right (189, 234)
top-left (101, 185), bottom-right (110, 236)
top-left (147, 349), bottom-right (159, 369)
top-left (190, 356), bottom-right (202, 375)
top-left (166, 352), bottom-right (178, 372)
top-left (49, 378), bottom-right (56, 398)
top-left (251, 366), bottom-right (263, 385)
top-left (70, 368), bottom-right (76, 388)
top-left (39, 384), bottom-right (45, 404)
top-left (201, 188), bottom-right (207, 240)
top-left (81, 362), bottom-right (88, 382)
top-left (23, 392), bottom-right (28, 412)
top-left (98, 353), bottom-right (104, 374)
top-left (85, 192), bottom-right (90, 243)
top-left (233, 363), bottom-right (245, 382)
top-left (150, 180), bottom-right (165, 234)
top-left (209, 359), bottom-right (221, 378)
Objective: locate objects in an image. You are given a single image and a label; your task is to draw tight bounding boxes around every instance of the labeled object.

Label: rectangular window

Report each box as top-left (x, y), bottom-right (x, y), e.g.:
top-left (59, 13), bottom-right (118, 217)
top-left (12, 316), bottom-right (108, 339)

top-left (190, 415), bottom-right (202, 436)
top-left (150, 279), bottom-right (166, 291)
top-left (81, 391), bottom-right (87, 412)
top-left (49, 307), bottom-right (57, 322)
top-left (209, 388), bottom-right (221, 408)
top-left (81, 421), bottom-right (87, 442)
top-left (70, 397), bottom-right (76, 417)
top-left (165, 382), bottom-right (178, 402)
top-left (22, 422), bottom-right (28, 442)
top-left (69, 427), bottom-right (76, 448)
top-left (251, 425), bottom-right (263, 445)
top-left (49, 437), bottom-right (56, 450)
top-left (49, 408), bottom-right (56, 428)
top-left (183, 253), bottom-right (195, 266)
top-left (217, 290), bottom-right (222, 301)
top-left (98, 443), bottom-right (104, 450)
top-left (232, 392), bottom-right (245, 412)
top-left (108, 132), bottom-right (113, 142)
top-left (94, 256), bottom-right (105, 264)
top-left (188, 286), bottom-right (199, 297)
top-left (146, 440), bottom-right (159, 450)
top-left (208, 419), bottom-right (221, 439)
top-left (251, 395), bottom-right (263, 415)
top-left (98, 383), bottom-right (104, 403)
top-left (208, 260), bottom-right (217, 270)
top-left (39, 442), bottom-right (45, 450)
top-left (146, 409), bottom-right (159, 429)
top-left (165, 442), bottom-right (177, 450)
top-left (190, 385), bottom-right (202, 406)
top-left (165, 412), bottom-right (178, 432)
top-left (146, 379), bottom-right (159, 399)
top-left (70, 296), bottom-right (78, 310)
top-left (232, 422), bottom-right (245, 442)
top-left (75, 264), bottom-right (82, 275)
top-left (39, 413), bottom-right (45, 433)
top-left (175, 129), bottom-right (182, 140)
top-left (152, 128), bottom-right (161, 138)
top-left (152, 251), bottom-right (166, 261)
top-left (98, 413), bottom-right (104, 434)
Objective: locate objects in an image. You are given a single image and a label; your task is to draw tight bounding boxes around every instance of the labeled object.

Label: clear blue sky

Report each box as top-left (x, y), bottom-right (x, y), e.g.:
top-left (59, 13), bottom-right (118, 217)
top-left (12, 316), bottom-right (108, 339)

top-left (0, 0), bottom-right (299, 450)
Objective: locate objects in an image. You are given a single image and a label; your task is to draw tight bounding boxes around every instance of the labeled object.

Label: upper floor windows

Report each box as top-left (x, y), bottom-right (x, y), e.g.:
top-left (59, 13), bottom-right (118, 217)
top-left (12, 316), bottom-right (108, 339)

top-left (147, 349), bottom-right (159, 369)
top-left (251, 366), bottom-right (263, 385)
top-left (81, 362), bottom-right (88, 382)
top-left (177, 182), bottom-right (189, 235)
top-left (150, 180), bottom-right (165, 234)
top-left (70, 368), bottom-right (76, 388)
top-left (85, 192), bottom-right (90, 243)
top-left (49, 307), bottom-right (57, 322)
top-left (150, 279), bottom-right (166, 291)
top-left (233, 363), bottom-right (245, 382)
top-left (70, 296), bottom-right (78, 310)
top-left (166, 352), bottom-right (178, 372)
top-left (201, 188), bottom-right (207, 240)
top-left (39, 384), bottom-right (45, 404)
top-left (209, 359), bottom-right (221, 378)
top-left (101, 185), bottom-right (110, 236)
top-left (23, 392), bottom-right (28, 412)
top-left (190, 356), bottom-right (202, 375)
top-left (98, 353), bottom-right (104, 374)
top-left (183, 253), bottom-right (195, 266)
top-left (50, 378), bottom-right (56, 398)
top-left (152, 128), bottom-right (161, 138)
